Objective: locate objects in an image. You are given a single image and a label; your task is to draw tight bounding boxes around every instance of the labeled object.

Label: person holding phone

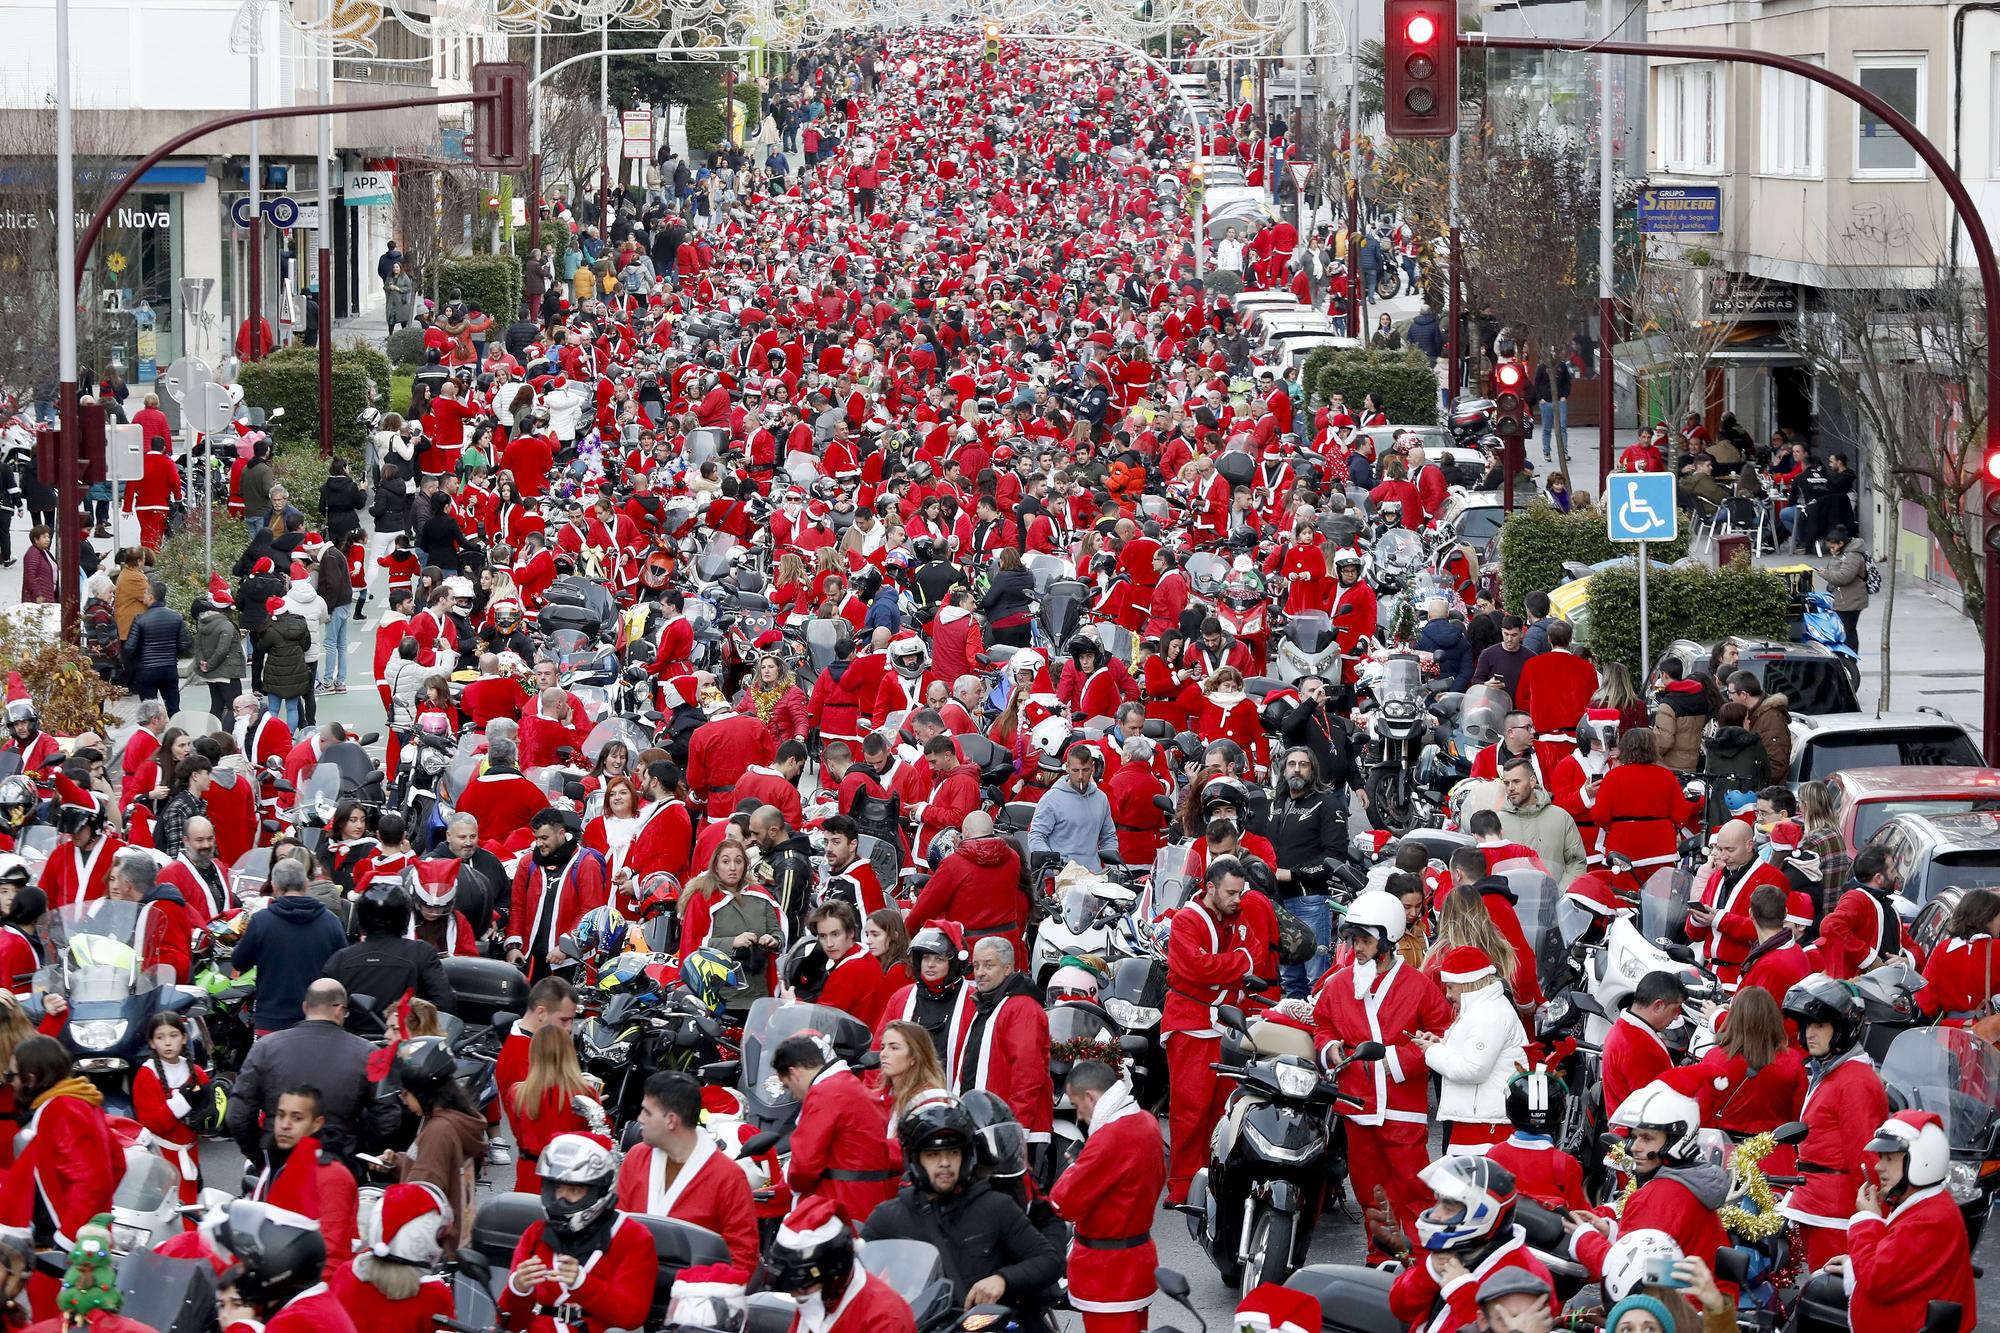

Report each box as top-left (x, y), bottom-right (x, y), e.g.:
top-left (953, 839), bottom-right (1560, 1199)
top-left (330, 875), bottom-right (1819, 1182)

top-left (1829, 1111), bottom-right (1978, 1333)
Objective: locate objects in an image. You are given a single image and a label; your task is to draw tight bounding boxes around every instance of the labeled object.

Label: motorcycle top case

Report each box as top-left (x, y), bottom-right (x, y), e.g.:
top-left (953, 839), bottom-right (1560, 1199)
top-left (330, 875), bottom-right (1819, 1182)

top-left (1287, 1264), bottom-right (1406, 1333)
top-left (442, 955), bottom-right (531, 1029)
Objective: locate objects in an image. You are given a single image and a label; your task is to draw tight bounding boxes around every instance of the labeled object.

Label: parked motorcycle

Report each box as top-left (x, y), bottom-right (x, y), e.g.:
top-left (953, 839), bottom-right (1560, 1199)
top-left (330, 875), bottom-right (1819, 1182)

top-left (36, 900), bottom-right (207, 1111)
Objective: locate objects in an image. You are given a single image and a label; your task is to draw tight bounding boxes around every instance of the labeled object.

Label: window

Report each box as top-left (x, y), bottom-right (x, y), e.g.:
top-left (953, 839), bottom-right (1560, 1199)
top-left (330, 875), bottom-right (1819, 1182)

top-left (1759, 59), bottom-right (1824, 176)
top-left (1660, 63), bottom-right (1723, 173)
top-left (1854, 56), bottom-right (1923, 176)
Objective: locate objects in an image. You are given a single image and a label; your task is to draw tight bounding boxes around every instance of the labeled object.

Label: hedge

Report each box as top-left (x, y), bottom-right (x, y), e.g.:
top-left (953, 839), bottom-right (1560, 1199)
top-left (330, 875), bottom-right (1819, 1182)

top-left (425, 254), bottom-right (523, 325)
top-left (1310, 347), bottom-right (1439, 425)
top-left (1496, 501), bottom-right (1691, 617)
top-left (386, 326), bottom-right (428, 367)
top-left (154, 439), bottom-right (351, 611)
top-left (1586, 558), bottom-right (1792, 680)
top-left (235, 347), bottom-right (377, 454)
top-left (686, 84), bottom-right (760, 152)
top-left (1203, 270), bottom-right (1244, 298)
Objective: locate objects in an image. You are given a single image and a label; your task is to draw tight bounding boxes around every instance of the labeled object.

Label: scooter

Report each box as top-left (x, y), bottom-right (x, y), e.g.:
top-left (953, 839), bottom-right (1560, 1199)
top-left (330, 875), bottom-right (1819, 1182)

top-left (1030, 875), bottom-right (1137, 987)
top-left (1181, 1002), bottom-right (1382, 1298)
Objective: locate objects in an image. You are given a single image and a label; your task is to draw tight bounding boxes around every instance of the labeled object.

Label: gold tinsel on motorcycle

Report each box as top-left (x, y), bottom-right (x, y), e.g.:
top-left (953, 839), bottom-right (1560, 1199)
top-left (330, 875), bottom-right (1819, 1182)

top-left (1717, 1131), bottom-right (1786, 1242)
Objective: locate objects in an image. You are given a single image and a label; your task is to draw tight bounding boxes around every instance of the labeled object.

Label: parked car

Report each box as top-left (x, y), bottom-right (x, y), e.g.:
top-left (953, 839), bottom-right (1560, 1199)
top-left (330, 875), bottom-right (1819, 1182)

top-left (1864, 810), bottom-right (2000, 908)
top-left (1651, 638), bottom-right (1861, 717)
top-left (1787, 709), bottom-right (1982, 784)
top-left (1826, 766), bottom-right (2000, 849)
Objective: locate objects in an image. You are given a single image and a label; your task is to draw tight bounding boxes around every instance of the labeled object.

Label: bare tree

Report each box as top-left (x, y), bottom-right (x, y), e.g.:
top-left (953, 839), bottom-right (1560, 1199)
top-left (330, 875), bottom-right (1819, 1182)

top-left (1787, 242), bottom-right (1987, 700)
top-left (1617, 244), bottom-right (1734, 470)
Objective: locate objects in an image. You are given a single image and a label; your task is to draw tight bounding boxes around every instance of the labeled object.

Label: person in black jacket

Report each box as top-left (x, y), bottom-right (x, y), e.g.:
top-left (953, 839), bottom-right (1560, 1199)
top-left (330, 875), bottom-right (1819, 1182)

top-left (1276, 676), bottom-right (1362, 791)
top-left (124, 579), bottom-right (191, 713)
top-left (978, 548), bottom-right (1037, 648)
top-left (1269, 745), bottom-right (1351, 995)
top-left (318, 457), bottom-right (367, 545)
top-left (321, 884), bottom-right (455, 1038)
top-left (861, 1100), bottom-right (1061, 1312)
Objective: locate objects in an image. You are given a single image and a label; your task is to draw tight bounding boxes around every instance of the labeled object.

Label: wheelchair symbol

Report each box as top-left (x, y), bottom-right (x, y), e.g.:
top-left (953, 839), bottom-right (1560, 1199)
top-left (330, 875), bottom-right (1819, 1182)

top-left (1618, 491), bottom-right (1667, 536)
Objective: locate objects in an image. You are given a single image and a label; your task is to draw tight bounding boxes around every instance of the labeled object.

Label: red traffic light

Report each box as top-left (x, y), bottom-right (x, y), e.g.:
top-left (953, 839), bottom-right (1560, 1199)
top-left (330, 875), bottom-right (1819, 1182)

top-left (1495, 362), bottom-right (1525, 390)
top-left (1405, 14), bottom-right (1436, 43)
top-left (1384, 0), bottom-right (1458, 138)
top-left (1984, 448), bottom-right (2000, 486)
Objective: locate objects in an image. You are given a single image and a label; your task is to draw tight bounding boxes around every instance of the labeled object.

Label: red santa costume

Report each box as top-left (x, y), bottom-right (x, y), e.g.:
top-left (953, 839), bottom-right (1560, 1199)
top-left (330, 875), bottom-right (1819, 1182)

top-left (132, 1051), bottom-right (210, 1207)
top-left (904, 836), bottom-right (1030, 971)
top-left (235, 1282), bottom-right (360, 1333)
top-left (248, 1133), bottom-right (360, 1281)
top-left (1048, 1076), bottom-right (1167, 1333)
top-left (1782, 1046), bottom-right (1891, 1268)
top-left (1601, 1009), bottom-right (1675, 1117)
top-left (1161, 892), bottom-right (1258, 1203)
top-left (772, 1199), bottom-right (916, 1333)
top-left (785, 1058), bottom-right (902, 1223)
top-left (954, 969), bottom-right (1053, 1147)
top-left (41, 791), bottom-right (124, 909)
top-left (327, 1184), bottom-right (456, 1333)
top-left (620, 794), bottom-right (695, 882)
top-left (1844, 1111), bottom-right (1978, 1333)
top-left (1514, 646), bottom-right (1598, 749)
top-left (1389, 1190), bottom-right (1556, 1333)
top-left (497, 1208), bottom-right (655, 1333)
top-left (1485, 1132), bottom-right (1590, 1213)
top-left (614, 1129), bottom-right (761, 1269)
top-left (1195, 686), bottom-right (1267, 776)
top-left (0, 1075), bottom-right (121, 1250)
top-left (1311, 948), bottom-right (1453, 1263)
top-left (1686, 855), bottom-right (1793, 990)
top-left (875, 977), bottom-right (978, 1086)
top-left (506, 841), bottom-right (610, 980)
top-left (686, 711), bottom-right (778, 817)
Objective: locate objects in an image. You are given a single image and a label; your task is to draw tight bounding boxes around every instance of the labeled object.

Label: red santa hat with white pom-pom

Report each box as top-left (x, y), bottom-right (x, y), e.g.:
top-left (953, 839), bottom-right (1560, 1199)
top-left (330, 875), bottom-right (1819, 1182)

top-left (367, 1182), bottom-right (450, 1267)
top-left (1235, 1283), bottom-right (1321, 1333)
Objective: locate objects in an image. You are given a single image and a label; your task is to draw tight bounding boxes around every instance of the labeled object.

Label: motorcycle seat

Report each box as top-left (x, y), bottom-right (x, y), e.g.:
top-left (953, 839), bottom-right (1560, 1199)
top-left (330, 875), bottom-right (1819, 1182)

top-left (1247, 1020), bottom-right (1318, 1061)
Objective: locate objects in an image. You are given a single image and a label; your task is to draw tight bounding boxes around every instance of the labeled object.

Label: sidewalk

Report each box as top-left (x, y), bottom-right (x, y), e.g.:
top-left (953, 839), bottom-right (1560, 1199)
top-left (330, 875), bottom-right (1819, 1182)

top-left (332, 288), bottom-right (390, 351)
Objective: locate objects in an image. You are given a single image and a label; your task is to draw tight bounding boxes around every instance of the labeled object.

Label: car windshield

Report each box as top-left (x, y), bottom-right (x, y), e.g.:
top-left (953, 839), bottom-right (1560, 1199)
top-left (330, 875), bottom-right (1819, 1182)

top-left (1879, 1026), bottom-right (2000, 1151)
top-left (1453, 506), bottom-right (1506, 545)
top-left (1853, 797), bottom-right (2000, 848)
top-left (1760, 659), bottom-right (1860, 716)
top-left (1800, 729), bottom-right (1985, 782)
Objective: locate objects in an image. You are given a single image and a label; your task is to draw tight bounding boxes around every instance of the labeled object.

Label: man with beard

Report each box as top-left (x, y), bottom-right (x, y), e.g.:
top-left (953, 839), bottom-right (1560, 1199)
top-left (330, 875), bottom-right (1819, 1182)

top-left (440, 811), bottom-right (508, 938)
top-left (506, 809), bottom-right (609, 980)
top-left (1268, 746), bottom-right (1348, 996)
top-left (875, 923), bottom-right (977, 1081)
top-left (954, 938), bottom-right (1052, 1167)
top-left (157, 815), bottom-right (230, 924)
top-left (748, 805), bottom-right (815, 933)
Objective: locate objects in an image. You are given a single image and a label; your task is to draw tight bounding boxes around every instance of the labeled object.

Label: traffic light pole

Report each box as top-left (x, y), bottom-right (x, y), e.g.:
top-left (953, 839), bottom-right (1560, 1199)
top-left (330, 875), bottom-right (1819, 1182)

top-left (1461, 33), bottom-right (2000, 760)
top-left (56, 89), bottom-right (494, 640)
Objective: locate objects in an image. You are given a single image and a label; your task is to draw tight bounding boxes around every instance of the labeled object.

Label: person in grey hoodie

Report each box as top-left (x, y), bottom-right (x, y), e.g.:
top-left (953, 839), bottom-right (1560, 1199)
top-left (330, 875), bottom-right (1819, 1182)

top-left (229, 857), bottom-right (348, 1033)
top-left (1026, 746), bottom-right (1121, 871)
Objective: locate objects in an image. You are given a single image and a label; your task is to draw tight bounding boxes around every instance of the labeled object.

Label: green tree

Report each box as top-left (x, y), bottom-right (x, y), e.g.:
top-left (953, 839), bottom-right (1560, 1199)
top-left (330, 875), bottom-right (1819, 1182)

top-left (544, 26), bottom-right (727, 113)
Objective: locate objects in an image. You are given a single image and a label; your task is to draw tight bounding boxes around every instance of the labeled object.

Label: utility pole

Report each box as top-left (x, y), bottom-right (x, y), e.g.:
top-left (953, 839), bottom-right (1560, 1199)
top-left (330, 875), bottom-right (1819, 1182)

top-left (247, 48), bottom-right (262, 362)
top-left (317, 41), bottom-right (333, 456)
top-left (55, 0), bottom-right (80, 633)
top-left (529, 22), bottom-right (542, 252)
top-left (1447, 124), bottom-right (1461, 402)
top-left (1346, 0), bottom-right (1363, 337)
top-left (1597, 6), bottom-right (1615, 494)
top-left (598, 15), bottom-right (610, 228)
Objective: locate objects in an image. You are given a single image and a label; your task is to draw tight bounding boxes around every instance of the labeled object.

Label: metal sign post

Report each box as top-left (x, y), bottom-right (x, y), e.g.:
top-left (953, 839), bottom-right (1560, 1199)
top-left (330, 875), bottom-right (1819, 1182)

top-left (1605, 471), bottom-right (1679, 676)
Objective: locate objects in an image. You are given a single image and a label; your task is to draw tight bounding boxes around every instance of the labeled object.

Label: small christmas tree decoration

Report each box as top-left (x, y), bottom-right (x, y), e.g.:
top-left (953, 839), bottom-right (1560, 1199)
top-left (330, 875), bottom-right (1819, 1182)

top-left (56, 1215), bottom-right (121, 1328)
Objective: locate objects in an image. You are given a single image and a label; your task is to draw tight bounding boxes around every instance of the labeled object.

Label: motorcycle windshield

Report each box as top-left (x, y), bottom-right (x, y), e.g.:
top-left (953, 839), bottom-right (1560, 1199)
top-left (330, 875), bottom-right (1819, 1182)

top-left (1148, 845), bottom-right (1196, 917)
top-left (695, 537), bottom-right (740, 581)
top-left (113, 1152), bottom-right (181, 1212)
top-left (1639, 866), bottom-right (1693, 943)
top-left (583, 720), bottom-right (650, 764)
top-left (524, 767), bottom-right (571, 803)
top-left (442, 735), bottom-right (485, 803)
top-left (18, 826), bottom-right (57, 886)
top-left (165, 710), bottom-right (222, 738)
top-left (546, 630), bottom-right (594, 670)
top-left (1879, 1027), bottom-right (2000, 1152)
top-left (741, 999), bottom-right (872, 1108)
top-left (1060, 884), bottom-right (1097, 936)
top-left (322, 742), bottom-right (375, 790)
top-left (1376, 529), bottom-right (1422, 570)
top-left (1184, 553), bottom-right (1227, 595)
top-left (228, 848), bottom-right (271, 903)
top-left (1500, 870), bottom-right (1559, 962)
top-left (1047, 1003), bottom-right (1114, 1045)
top-left (805, 619), bottom-right (843, 671)
top-left (1460, 683), bottom-right (1510, 726)
top-left (50, 900), bottom-right (159, 1000)
top-left (858, 1240), bottom-right (945, 1305)
top-left (1379, 655), bottom-right (1422, 702)
top-left (1286, 613), bottom-right (1334, 655)
top-left (299, 763), bottom-right (341, 820)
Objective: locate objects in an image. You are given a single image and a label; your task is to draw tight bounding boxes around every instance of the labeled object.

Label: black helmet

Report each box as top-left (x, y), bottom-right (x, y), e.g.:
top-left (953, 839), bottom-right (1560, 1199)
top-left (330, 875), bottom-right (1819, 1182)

top-left (356, 883), bottom-right (412, 938)
top-left (898, 1097), bottom-right (978, 1185)
top-left (782, 937), bottom-right (828, 1001)
top-left (907, 925), bottom-right (969, 989)
top-left (763, 1204), bottom-right (856, 1298)
top-left (1783, 974), bottom-right (1866, 1056)
top-left (538, 1133), bottom-right (618, 1236)
top-left (1065, 633), bottom-right (1101, 662)
top-left (0, 777), bottom-right (33, 832)
top-left (910, 536), bottom-right (940, 564)
top-left (1201, 776), bottom-right (1251, 817)
top-left (959, 1088), bottom-right (1027, 1181)
top-left (387, 1036), bottom-right (458, 1104)
top-left (1503, 1068), bottom-right (1568, 1139)
top-left (215, 1199), bottom-right (327, 1313)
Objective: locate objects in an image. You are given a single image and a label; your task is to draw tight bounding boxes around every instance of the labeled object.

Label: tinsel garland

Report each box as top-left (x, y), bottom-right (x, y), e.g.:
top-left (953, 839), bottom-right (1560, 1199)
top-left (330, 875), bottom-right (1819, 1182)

top-left (1606, 1142), bottom-right (1640, 1217)
top-left (1050, 1037), bottom-right (1124, 1073)
top-left (1717, 1131), bottom-right (1787, 1242)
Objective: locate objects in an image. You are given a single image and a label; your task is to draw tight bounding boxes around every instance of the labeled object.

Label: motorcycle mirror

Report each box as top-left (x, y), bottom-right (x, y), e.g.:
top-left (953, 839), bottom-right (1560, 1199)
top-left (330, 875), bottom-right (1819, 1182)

top-left (350, 993), bottom-right (378, 1015)
top-left (1346, 1040), bottom-right (1386, 1063)
top-left (564, 780), bottom-right (587, 803)
top-left (364, 769), bottom-right (386, 788)
top-left (455, 1249), bottom-right (493, 1284)
top-left (1772, 1121), bottom-right (1809, 1146)
top-left (1153, 793), bottom-right (1175, 812)
top-left (739, 1128), bottom-right (780, 1156)
top-left (854, 1050), bottom-right (880, 1070)
top-left (359, 732), bottom-right (381, 747)
top-left (272, 780), bottom-right (295, 794)
top-left (1661, 943), bottom-right (1695, 964)
top-left (1154, 1268), bottom-right (1192, 1302)
top-left (1711, 1246), bottom-right (1749, 1292)
top-left (1569, 993), bottom-right (1609, 1020)
top-left (1118, 1034), bottom-right (1148, 1055)
top-left (1924, 1303), bottom-right (1967, 1333)
top-left (699, 1059), bottom-right (741, 1085)
top-left (1215, 1004), bottom-right (1247, 1035)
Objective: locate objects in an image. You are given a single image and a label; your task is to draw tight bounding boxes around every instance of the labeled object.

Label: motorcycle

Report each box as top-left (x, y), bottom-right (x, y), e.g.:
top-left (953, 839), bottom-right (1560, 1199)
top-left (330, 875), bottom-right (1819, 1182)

top-left (1030, 875), bottom-right (1138, 987)
top-left (1098, 953), bottom-right (1168, 1111)
top-left (35, 900), bottom-right (207, 1110)
top-left (1269, 611), bottom-right (1341, 689)
top-left (1182, 1003), bottom-right (1381, 1297)
top-left (1876, 1025), bottom-right (2000, 1246)
top-left (1358, 653), bottom-right (1433, 834)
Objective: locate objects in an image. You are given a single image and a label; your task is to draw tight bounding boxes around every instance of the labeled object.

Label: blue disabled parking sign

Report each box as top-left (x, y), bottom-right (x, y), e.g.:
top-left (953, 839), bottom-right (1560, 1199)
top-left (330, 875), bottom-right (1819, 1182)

top-left (1606, 472), bottom-right (1679, 543)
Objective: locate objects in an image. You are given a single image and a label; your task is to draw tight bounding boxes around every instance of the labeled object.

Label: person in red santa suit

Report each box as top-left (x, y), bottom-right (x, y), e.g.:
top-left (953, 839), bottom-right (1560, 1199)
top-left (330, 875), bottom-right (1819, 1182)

top-left (1683, 817), bottom-right (1792, 991)
top-left (619, 759), bottom-right (696, 884)
top-left (1600, 969), bottom-right (1684, 1116)
top-left (1837, 1110), bottom-right (1979, 1333)
top-left (1513, 619), bottom-right (1597, 754)
top-left (954, 935), bottom-right (1053, 1157)
top-left (497, 1134), bottom-right (655, 1333)
top-left (0, 1036), bottom-right (120, 1269)
top-left (327, 1182), bottom-right (456, 1333)
top-left (762, 1197), bottom-right (916, 1333)
top-left (1162, 857), bottom-right (1263, 1204)
top-left (904, 811), bottom-right (1030, 971)
top-left (1585, 730), bottom-right (1700, 891)
top-left (212, 1201), bottom-right (358, 1333)
top-left (1049, 1059), bottom-right (1168, 1333)
top-left (505, 810), bottom-right (609, 982)
top-left (130, 1012), bottom-right (210, 1207)
top-left (1195, 668), bottom-right (1268, 777)
top-left (1779, 975), bottom-right (1891, 1270)
top-left (454, 736), bottom-right (552, 843)
top-left (873, 633), bottom-right (943, 724)
top-left (650, 589), bottom-right (697, 677)
top-left (1378, 1157), bottom-right (1557, 1333)
top-left (1484, 1068), bottom-right (1591, 1212)
top-left (1311, 889), bottom-right (1452, 1262)
top-left (773, 1033), bottom-right (903, 1225)
top-left (246, 1090), bottom-right (360, 1279)
top-left (808, 901), bottom-right (890, 1029)
top-left (2, 681), bottom-right (64, 777)
top-left (911, 735), bottom-right (982, 863)
top-left (1808, 846), bottom-right (1921, 981)
top-left (615, 1070), bottom-right (760, 1269)
top-left (41, 775), bottom-right (124, 910)
top-left (128, 438), bottom-right (183, 550)
top-left (1054, 634), bottom-right (1137, 721)
top-left (1568, 1081), bottom-right (1732, 1296)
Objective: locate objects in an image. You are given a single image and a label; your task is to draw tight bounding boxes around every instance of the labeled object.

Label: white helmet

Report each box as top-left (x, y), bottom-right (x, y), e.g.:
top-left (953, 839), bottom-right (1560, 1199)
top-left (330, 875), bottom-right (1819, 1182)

top-left (1866, 1110), bottom-right (1951, 1190)
top-left (1341, 889), bottom-right (1407, 946)
top-left (1601, 1229), bottom-right (1681, 1304)
top-left (1010, 647), bottom-right (1046, 677)
top-left (1611, 1080), bottom-right (1703, 1166)
top-left (889, 634), bottom-right (929, 671)
top-left (1030, 715), bottom-right (1072, 759)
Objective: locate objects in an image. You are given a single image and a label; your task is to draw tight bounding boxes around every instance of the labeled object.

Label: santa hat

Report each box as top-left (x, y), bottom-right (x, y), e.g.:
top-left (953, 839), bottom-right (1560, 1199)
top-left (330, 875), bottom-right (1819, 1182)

top-left (662, 675), bottom-right (701, 710)
top-left (288, 562), bottom-right (309, 582)
top-left (368, 1182), bottom-right (449, 1266)
top-left (1868, 1108), bottom-right (1946, 1153)
top-left (53, 771), bottom-right (99, 818)
top-left (1661, 1059), bottom-right (1736, 1098)
top-left (4, 672), bottom-right (28, 708)
top-left (207, 574), bottom-right (234, 608)
top-left (669, 1263), bottom-right (751, 1305)
top-left (266, 595), bottom-right (287, 616)
top-left (1235, 1284), bottom-right (1320, 1333)
top-left (1562, 872), bottom-right (1623, 918)
top-left (1438, 946), bottom-right (1497, 985)
top-left (262, 1135), bottom-right (325, 1225)
top-left (700, 1085), bottom-right (740, 1118)
top-left (252, 557), bottom-right (274, 576)
top-left (1767, 820), bottom-right (1803, 852)
top-left (775, 1196), bottom-right (850, 1250)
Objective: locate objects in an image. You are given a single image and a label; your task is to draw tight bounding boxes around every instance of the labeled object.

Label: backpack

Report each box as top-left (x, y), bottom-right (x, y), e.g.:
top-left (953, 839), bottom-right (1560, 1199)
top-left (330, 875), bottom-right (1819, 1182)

top-left (1863, 556), bottom-right (1883, 595)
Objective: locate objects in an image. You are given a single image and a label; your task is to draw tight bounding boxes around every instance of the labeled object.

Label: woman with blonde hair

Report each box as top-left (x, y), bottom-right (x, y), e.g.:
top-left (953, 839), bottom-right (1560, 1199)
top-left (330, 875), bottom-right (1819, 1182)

top-left (680, 839), bottom-right (782, 1013)
top-left (1796, 780), bottom-right (1849, 914)
top-left (876, 1019), bottom-right (948, 1139)
top-left (1424, 886), bottom-right (1518, 993)
top-left (332, 1182), bottom-right (455, 1318)
top-left (507, 1023), bottom-right (601, 1193)
top-left (1592, 661), bottom-right (1648, 733)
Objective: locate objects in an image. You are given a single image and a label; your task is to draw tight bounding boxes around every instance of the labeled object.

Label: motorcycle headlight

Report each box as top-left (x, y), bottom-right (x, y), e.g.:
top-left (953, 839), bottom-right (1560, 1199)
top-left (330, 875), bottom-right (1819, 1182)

top-left (1537, 996), bottom-right (1571, 1033)
top-left (71, 1019), bottom-right (127, 1050)
top-left (1103, 997), bottom-right (1161, 1029)
top-left (1383, 699), bottom-right (1418, 721)
top-left (1947, 1159), bottom-right (1980, 1204)
top-left (110, 1223), bottom-right (149, 1255)
top-left (1272, 1062), bottom-right (1320, 1099)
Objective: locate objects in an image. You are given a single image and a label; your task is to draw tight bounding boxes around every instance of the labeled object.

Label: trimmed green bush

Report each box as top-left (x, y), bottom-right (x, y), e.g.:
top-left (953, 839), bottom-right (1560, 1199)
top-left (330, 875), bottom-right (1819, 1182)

top-left (427, 255), bottom-right (523, 325)
top-left (1586, 558), bottom-right (1791, 679)
top-left (386, 325), bottom-right (428, 367)
top-left (1310, 347), bottom-right (1439, 425)
top-left (686, 83), bottom-right (759, 152)
top-left (1203, 270), bottom-right (1244, 298)
top-left (156, 518), bottom-right (250, 612)
top-left (1496, 501), bottom-right (1691, 616)
top-left (235, 347), bottom-right (377, 454)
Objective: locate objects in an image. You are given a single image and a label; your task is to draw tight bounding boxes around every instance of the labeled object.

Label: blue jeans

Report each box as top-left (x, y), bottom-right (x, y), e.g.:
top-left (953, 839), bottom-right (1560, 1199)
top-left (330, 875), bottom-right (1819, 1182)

top-left (1539, 399), bottom-right (1568, 455)
top-left (1280, 893), bottom-right (1335, 997)
top-left (321, 603), bottom-right (351, 686)
top-left (265, 694), bottom-right (299, 728)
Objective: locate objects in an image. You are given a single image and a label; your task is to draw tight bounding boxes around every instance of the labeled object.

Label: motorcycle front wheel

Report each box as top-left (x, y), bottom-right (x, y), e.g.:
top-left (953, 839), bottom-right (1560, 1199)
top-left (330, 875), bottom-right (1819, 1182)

top-left (1364, 768), bottom-right (1415, 833)
top-left (1239, 1206), bottom-right (1296, 1303)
